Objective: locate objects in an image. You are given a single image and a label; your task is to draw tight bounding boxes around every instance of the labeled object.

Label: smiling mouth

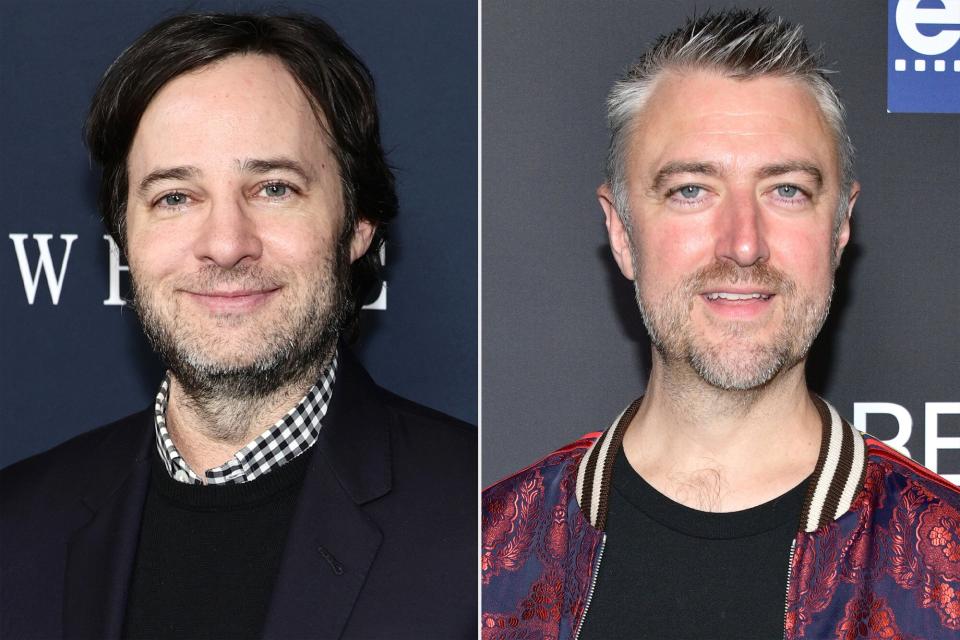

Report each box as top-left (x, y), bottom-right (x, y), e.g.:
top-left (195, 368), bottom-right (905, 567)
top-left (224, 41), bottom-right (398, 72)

top-left (700, 290), bottom-right (775, 319)
top-left (704, 292), bottom-right (772, 301)
top-left (191, 288), bottom-right (279, 298)
top-left (184, 287), bottom-right (281, 313)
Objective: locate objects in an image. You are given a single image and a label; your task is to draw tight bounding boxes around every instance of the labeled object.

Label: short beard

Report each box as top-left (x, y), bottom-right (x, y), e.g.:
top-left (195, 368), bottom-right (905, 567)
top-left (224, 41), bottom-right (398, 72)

top-left (133, 239), bottom-right (352, 408)
top-left (633, 256), bottom-right (834, 391)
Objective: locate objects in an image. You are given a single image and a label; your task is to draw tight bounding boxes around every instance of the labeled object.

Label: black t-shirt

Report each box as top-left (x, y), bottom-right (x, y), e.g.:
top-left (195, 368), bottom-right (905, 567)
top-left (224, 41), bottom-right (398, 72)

top-left (578, 447), bottom-right (809, 640)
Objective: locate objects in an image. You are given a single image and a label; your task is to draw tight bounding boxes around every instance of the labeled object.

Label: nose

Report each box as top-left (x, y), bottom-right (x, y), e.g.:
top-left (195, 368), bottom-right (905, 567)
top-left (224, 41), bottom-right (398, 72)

top-left (714, 190), bottom-right (770, 267)
top-left (192, 197), bottom-right (263, 269)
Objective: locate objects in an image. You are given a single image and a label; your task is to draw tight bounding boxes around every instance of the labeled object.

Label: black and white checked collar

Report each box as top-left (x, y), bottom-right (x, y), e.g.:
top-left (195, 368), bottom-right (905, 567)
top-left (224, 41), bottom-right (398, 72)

top-left (153, 354), bottom-right (337, 485)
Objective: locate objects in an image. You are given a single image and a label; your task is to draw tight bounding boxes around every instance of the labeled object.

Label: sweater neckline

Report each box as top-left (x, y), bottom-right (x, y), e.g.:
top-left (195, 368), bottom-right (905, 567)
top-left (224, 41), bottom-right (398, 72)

top-left (148, 444), bottom-right (314, 511)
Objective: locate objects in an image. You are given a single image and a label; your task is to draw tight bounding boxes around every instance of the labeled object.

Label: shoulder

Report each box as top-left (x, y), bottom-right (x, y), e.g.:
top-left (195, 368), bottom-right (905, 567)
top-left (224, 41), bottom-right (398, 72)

top-left (863, 435), bottom-right (959, 505)
top-left (372, 387), bottom-right (476, 497)
top-left (379, 387), bottom-right (475, 451)
top-left (1, 410), bottom-right (152, 514)
top-left (483, 431), bottom-right (601, 507)
top-left (482, 433), bottom-right (604, 609)
top-left (333, 346), bottom-right (474, 457)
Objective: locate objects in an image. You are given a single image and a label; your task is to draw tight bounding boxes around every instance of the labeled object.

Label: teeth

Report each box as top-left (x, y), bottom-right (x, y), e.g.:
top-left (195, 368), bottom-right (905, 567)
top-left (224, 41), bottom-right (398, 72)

top-left (706, 292), bottom-right (770, 301)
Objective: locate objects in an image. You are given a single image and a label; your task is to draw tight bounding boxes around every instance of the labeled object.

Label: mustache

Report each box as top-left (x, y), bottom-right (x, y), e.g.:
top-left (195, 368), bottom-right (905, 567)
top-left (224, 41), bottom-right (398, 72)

top-left (685, 260), bottom-right (796, 294)
top-left (170, 264), bottom-right (284, 293)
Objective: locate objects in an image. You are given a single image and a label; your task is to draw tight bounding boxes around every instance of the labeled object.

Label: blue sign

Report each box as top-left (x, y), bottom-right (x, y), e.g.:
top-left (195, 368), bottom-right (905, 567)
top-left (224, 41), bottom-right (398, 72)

top-left (888, 0), bottom-right (960, 113)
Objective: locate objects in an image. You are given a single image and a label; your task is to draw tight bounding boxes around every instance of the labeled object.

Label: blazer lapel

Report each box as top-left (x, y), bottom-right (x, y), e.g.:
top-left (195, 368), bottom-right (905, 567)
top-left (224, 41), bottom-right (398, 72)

top-left (262, 348), bottom-right (392, 639)
top-left (63, 411), bottom-right (153, 640)
top-left (260, 454), bottom-right (384, 640)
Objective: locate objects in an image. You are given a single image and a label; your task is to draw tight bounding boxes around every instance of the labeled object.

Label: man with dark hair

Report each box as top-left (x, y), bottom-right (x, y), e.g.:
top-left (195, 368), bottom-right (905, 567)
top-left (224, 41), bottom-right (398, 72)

top-left (482, 9), bottom-right (959, 639)
top-left (1, 13), bottom-right (474, 639)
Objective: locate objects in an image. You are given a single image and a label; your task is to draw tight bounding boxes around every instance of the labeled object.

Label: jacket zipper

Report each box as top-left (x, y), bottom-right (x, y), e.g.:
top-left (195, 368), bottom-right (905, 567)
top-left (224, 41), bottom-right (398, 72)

top-left (782, 538), bottom-right (797, 640)
top-left (572, 533), bottom-right (606, 640)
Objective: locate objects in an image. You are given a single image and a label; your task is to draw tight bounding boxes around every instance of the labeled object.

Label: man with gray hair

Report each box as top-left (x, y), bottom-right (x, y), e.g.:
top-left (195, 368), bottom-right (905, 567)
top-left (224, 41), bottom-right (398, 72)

top-left (482, 9), bottom-right (959, 639)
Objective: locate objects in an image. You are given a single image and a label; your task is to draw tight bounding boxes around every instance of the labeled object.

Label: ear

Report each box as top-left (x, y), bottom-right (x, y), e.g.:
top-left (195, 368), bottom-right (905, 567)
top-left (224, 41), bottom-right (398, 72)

top-left (834, 181), bottom-right (859, 261)
top-left (349, 218), bottom-right (376, 263)
top-left (598, 183), bottom-right (636, 280)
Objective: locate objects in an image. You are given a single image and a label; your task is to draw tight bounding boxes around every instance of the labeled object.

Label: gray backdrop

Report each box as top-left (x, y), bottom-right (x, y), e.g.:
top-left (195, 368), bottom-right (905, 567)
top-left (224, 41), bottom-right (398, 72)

top-left (1, 0), bottom-right (477, 468)
top-left (482, 0), bottom-right (959, 485)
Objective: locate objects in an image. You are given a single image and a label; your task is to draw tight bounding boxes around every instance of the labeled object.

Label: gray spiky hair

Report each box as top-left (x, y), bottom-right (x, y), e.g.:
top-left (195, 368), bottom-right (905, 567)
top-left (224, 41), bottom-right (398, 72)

top-left (605, 8), bottom-right (855, 234)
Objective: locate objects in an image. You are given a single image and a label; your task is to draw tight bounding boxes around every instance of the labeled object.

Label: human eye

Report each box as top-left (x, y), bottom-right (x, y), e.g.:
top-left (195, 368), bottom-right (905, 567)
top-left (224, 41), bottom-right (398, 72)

top-left (153, 191), bottom-right (191, 210)
top-left (770, 184), bottom-right (810, 206)
top-left (255, 181), bottom-right (298, 200)
top-left (666, 184), bottom-right (710, 208)
top-left (676, 185), bottom-right (702, 199)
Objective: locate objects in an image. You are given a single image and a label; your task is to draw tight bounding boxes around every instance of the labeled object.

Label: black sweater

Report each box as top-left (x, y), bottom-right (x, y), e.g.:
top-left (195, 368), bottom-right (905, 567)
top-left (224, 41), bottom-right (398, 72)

top-left (122, 447), bottom-right (312, 640)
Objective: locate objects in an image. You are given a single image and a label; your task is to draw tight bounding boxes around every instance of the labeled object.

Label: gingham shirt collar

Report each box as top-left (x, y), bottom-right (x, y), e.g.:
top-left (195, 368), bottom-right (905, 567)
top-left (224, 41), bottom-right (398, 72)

top-left (153, 353), bottom-right (337, 485)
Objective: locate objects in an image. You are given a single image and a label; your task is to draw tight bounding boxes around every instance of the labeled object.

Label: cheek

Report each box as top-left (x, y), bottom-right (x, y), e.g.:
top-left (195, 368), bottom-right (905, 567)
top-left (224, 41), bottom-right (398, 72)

top-left (634, 219), bottom-right (714, 286)
top-left (126, 219), bottom-right (192, 283)
top-left (772, 226), bottom-right (835, 285)
top-left (262, 220), bottom-right (340, 268)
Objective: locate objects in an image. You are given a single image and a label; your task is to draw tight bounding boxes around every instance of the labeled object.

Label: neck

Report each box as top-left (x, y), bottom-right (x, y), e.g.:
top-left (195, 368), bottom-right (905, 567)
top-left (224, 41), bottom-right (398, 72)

top-left (164, 360), bottom-right (327, 481)
top-left (622, 352), bottom-right (821, 512)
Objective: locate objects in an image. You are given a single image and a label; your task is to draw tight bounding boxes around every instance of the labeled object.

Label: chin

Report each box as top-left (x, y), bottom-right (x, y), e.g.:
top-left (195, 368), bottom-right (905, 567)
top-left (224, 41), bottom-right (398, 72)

top-left (687, 343), bottom-right (790, 390)
top-left (199, 340), bottom-right (283, 365)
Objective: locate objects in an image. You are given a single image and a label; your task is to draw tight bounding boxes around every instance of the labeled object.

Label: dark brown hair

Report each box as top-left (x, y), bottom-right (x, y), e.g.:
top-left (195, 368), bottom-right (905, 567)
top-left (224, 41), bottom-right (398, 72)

top-left (85, 13), bottom-right (397, 333)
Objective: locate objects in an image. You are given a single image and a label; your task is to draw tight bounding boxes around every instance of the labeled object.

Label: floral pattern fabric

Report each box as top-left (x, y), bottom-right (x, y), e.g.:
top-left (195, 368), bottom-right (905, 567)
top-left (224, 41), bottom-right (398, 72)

top-left (482, 436), bottom-right (602, 640)
top-left (782, 438), bottom-right (959, 639)
top-left (484, 433), bottom-right (960, 639)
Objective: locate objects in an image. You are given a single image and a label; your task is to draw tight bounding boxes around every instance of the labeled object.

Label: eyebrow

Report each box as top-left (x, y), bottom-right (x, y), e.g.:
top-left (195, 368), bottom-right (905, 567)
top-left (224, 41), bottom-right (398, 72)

top-left (755, 161), bottom-right (823, 189)
top-left (649, 160), bottom-right (825, 192)
top-left (650, 161), bottom-right (720, 193)
top-left (136, 157), bottom-right (316, 198)
top-left (137, 165), bottom-right (201, 197)
top-left (239, 157), bottom-right (314, 185)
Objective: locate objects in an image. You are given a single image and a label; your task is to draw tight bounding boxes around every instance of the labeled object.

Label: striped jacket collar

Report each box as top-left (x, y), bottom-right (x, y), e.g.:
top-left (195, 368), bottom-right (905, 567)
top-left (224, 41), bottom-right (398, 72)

top-left (575, 395), bottom-right (867, 533)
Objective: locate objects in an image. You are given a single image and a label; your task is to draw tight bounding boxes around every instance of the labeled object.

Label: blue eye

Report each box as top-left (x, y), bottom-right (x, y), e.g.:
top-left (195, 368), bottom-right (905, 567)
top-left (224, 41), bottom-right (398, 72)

top-left (263, 183), bottom-right (288, 198)
top-left (677, 185), bottom-right (702, 199)
top-left (776, 185), bottom-right (800, 198)
top-left (162, 192), bottom-right (187, 207)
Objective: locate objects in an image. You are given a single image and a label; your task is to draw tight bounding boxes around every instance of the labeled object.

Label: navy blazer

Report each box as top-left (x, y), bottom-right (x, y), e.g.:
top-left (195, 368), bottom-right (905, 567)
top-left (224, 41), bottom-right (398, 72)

top-left (1, 349), bottom-right (476, 639)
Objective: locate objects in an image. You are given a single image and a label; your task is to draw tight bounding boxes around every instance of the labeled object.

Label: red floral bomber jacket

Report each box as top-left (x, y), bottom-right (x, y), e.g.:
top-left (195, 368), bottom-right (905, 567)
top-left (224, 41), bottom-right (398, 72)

top-left (482, 397), bottom-right (960, 639)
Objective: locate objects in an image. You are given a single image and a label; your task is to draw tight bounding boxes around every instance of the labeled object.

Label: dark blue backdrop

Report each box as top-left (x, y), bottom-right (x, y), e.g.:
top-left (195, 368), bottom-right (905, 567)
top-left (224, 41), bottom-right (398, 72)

top-left (0, 0), bottom-right (477, 467)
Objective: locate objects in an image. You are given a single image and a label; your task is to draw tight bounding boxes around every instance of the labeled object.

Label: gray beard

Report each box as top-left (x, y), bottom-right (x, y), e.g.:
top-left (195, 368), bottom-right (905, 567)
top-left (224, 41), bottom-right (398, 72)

top-left (132, 243), bottom-right (352, 407)
top-left (633, 257), bottom-right (834, 391)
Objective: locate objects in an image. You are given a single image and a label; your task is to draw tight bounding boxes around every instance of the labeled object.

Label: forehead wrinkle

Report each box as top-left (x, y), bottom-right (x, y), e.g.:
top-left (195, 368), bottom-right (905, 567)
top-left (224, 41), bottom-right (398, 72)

top-left (632, 71), bottom-right (838, 175)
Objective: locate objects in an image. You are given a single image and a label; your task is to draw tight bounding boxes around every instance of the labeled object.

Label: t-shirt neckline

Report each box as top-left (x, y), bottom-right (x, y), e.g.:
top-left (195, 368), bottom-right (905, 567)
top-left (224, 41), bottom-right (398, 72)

top-left (611, 446), bottom-right (810, 540)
